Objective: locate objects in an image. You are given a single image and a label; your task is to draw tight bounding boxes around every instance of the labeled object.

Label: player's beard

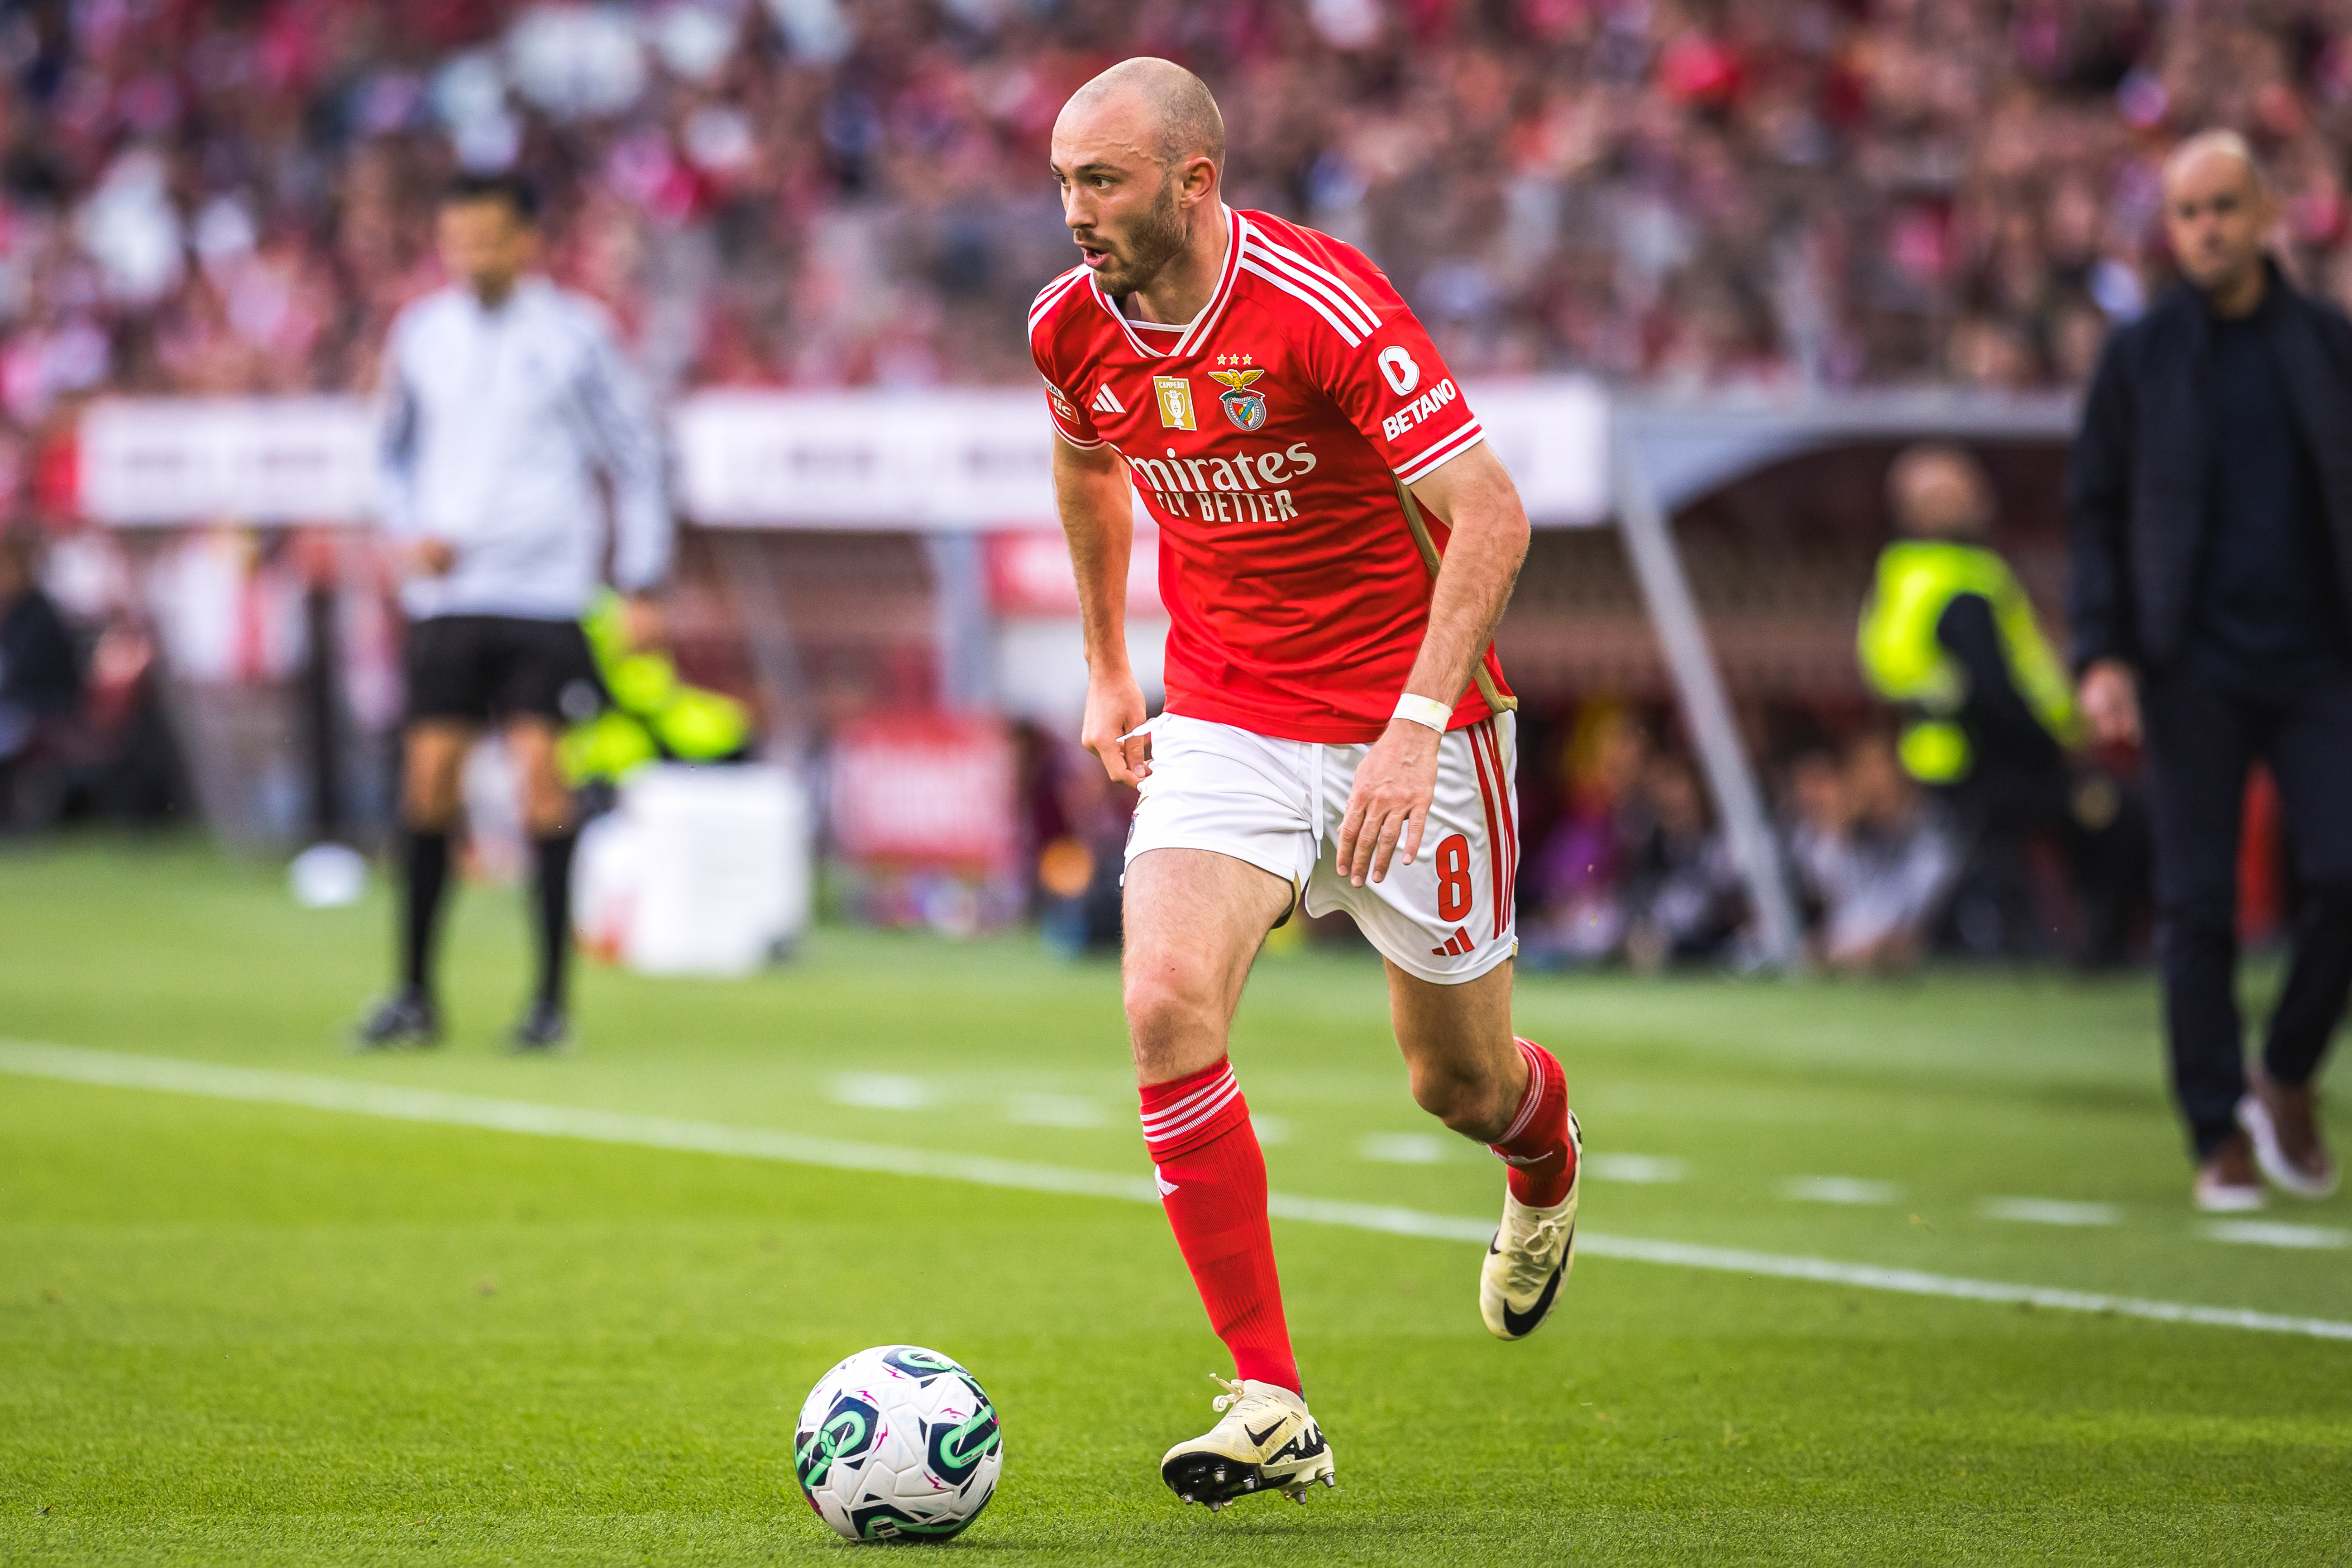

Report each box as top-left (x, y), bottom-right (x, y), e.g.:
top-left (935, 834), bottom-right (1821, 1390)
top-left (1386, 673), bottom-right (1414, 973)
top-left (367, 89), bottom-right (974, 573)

top-left (1095, 172), bottom-right (1189, 297)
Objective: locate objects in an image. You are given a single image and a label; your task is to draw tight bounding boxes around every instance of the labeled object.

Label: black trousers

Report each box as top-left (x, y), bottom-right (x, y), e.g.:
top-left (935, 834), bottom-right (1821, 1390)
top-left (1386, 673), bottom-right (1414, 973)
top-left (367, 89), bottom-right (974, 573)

top-left (2141, 664), bottom-right (2352, 1157)
top-left (1937, 754), bottom-right (2146, 964)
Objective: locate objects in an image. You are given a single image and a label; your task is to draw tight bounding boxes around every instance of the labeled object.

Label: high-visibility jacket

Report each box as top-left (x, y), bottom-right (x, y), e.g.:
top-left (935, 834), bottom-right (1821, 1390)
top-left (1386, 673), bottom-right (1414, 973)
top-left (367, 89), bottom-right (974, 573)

top-left (1857, 540), bottom-right (2082, 784)
top-left (560, 590), bottom-right (752, 785)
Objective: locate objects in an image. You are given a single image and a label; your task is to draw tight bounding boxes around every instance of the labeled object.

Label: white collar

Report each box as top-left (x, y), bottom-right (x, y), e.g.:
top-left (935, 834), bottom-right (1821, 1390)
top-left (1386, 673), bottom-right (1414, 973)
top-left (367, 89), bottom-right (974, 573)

top-left (1092, 206), bottom-right (1244, 360)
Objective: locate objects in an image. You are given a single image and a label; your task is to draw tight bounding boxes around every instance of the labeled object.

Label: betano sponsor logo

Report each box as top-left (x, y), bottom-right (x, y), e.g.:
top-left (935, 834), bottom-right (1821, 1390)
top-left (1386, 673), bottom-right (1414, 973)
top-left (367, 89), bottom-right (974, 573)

top-left (1381, 377), bottom-right (1458, 443)
top-left (1125, 441), bottom-right (1320, 524)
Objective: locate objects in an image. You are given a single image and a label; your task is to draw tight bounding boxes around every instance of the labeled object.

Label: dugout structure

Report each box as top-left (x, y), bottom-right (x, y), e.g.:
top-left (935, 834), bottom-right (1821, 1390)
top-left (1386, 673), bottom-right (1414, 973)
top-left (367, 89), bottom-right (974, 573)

top-left (1605, 390), bottom-right (2077, 968)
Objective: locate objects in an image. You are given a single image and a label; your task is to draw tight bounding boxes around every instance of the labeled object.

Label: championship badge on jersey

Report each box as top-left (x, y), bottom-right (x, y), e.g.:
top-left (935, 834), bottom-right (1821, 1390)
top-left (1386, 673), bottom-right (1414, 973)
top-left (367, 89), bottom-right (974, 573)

top-left (1209, 367), bottom-right (1267, 431)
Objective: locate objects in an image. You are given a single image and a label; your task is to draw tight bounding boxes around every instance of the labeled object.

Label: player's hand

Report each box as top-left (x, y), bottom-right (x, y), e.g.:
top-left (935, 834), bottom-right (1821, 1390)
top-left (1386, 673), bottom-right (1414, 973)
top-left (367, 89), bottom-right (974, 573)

top-left (410, 538), bottom-right (456, 577)
top-left (1337, 718), bottom-right (1441, 887)
top-left (2078, 659), bottom-right (2140, 746)
top-left (1081, 668), bottom-right (1152, 786)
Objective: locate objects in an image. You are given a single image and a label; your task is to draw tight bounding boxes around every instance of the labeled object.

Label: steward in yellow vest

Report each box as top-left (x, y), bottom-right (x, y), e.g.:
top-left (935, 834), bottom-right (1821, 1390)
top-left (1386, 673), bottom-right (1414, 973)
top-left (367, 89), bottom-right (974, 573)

top-left (560, 589), bottom-right (754, 787)
top-left (1859, 540), bottom-right (2083, 783)
top-left (1855, 445), bottom-right (2142, 964)
top-left (1858, 451), bottom-right (2082, 787)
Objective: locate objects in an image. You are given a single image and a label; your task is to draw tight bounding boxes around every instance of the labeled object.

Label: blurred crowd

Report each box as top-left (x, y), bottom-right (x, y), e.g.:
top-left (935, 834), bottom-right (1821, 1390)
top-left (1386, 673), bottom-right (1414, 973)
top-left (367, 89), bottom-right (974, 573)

top-left (1513, 702), bottom-right (2131, 975)
top-left (0, 0), bottom-right (2351, 499)
top-left (0, 0), bottom-right (2328, 956)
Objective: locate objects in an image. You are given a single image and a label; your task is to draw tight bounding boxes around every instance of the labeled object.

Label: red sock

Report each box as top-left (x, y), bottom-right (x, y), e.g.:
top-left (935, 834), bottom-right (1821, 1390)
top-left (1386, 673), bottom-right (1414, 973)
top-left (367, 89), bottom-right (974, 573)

top-left (1140, 1056), bottom-right (1300, 1396)
top-left (1489, 1037), bottom-right (1577, 1207)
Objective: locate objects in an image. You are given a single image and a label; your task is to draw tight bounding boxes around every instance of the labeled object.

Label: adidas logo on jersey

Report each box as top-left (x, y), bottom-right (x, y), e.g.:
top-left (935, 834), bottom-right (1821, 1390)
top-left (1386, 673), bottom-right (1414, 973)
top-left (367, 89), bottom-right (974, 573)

top-left (1092, 383), bottom-right (1124, 415)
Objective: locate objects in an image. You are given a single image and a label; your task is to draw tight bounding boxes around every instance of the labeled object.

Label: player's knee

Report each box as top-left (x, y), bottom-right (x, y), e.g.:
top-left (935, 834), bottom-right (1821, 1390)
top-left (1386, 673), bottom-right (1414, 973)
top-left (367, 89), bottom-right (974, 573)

top-left (400, 726), bottom-right (470, 830)
top-left (1408, 1057), bottom-right (1509, 1141)
top-left (521, 788), bottom-right (575, 838)
top-left (502, 733), bottom-right (571, 836)
top-left (1122, 963), bottom-right (1217, 1052)
top-left (400, 765), bottom-right (461, 831)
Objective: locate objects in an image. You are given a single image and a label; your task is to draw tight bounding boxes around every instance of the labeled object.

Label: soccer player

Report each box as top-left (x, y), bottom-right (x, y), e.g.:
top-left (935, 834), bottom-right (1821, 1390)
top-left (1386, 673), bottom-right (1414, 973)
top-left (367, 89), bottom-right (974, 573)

top-left (355, 172), bottom-right (670, 1053)
top-left (1031, 60), bottom-right (1580, 1509)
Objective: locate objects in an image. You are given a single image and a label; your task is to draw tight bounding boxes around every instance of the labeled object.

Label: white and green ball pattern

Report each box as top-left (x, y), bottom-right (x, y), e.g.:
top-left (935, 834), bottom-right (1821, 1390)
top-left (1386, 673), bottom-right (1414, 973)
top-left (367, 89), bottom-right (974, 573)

top-left (794, 1345), bottom-right (1003, 1542)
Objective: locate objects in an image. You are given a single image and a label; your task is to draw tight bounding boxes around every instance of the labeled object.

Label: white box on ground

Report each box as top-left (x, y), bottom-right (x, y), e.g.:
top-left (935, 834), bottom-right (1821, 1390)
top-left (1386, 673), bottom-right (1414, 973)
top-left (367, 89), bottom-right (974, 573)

top-left (576, 764), bottom-right (812, 976)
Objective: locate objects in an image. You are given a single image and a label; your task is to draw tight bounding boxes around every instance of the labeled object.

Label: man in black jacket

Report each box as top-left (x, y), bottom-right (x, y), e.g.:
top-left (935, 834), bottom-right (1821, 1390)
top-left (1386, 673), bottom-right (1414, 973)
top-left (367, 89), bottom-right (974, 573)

top-left (2068, 129), bottom-right (2349, 1210)
top-left (0, 529), bottom-right (82, 828)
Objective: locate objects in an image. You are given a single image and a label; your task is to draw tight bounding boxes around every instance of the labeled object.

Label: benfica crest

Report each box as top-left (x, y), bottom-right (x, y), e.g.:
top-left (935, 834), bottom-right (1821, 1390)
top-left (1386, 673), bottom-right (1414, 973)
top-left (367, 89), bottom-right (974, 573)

top-left (1209, 367), bottom-right (1268, 431)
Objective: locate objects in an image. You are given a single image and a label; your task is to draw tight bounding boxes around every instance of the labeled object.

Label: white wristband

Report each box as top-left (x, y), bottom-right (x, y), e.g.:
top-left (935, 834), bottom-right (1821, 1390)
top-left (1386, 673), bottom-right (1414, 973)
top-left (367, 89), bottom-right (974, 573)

top-left (1392, 693), bottom-right (1453, 733)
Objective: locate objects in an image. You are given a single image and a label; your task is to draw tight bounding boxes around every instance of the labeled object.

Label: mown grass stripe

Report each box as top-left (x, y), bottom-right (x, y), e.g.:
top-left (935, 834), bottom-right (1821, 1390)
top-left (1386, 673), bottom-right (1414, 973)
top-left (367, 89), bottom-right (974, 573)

top-left (6, 1039), bottom-right (2349, 1345)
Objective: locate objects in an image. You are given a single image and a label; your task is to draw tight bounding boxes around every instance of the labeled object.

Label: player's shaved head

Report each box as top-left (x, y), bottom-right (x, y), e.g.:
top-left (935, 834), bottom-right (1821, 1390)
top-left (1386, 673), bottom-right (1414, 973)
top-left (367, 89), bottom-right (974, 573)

top-left (1063, 57), bottom-right (1224, 171)
top-left (1051, 58), bottom-right (1226, 301)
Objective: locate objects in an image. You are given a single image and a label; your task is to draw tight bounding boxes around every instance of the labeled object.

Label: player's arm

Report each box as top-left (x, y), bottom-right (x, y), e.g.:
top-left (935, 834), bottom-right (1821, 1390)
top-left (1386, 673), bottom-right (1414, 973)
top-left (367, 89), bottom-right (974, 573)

top-left (1053, 435), bottom-right (1148, 785)
top-left (576, 317), bottom-right (673, 641)
top-left (1399, 444), bottom-right (1528, 734)
top-left (1334, 442), bottom-right (1530, 886)
top-left (376, 322), bottom-right (450, 578)
top-left (2066, 333), bottom-right (2139, 744)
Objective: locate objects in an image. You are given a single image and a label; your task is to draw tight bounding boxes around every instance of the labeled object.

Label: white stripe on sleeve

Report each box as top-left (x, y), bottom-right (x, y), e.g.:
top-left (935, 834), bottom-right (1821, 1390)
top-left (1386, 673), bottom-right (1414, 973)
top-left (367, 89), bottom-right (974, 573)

top-left (1394, 420), bottom-right (1486, 485)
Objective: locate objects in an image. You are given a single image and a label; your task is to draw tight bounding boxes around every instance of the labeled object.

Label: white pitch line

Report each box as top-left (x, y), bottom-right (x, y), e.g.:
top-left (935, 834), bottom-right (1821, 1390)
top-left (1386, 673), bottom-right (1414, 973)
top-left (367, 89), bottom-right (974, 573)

top-left (5, 1040), bottom-right (2350, 1346)
top-left (1783, 1175), bottom-right (1903, 1205)
top-left (2200, 1219), bottom-right (2347, 1251)
top-left (1979, 1197), bottom-right (2120, 1227)
top-left (0, 1042), bottom-right (1157, 1205)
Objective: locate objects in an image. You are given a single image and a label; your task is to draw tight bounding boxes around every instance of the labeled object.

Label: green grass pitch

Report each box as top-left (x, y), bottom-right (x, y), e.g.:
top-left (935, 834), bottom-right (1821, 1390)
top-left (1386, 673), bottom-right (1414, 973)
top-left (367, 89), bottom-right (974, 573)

top-left (3, 839), bottom-right (2349, 1563)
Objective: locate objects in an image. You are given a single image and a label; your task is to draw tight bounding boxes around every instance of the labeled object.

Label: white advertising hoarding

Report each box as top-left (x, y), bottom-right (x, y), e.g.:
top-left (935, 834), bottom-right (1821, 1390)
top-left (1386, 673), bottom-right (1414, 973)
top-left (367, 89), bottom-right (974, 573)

top-left (671, 380), bottom-right (1611, 528)
top-left (76, 379), bottom-right (1613, 529)
top-left (79, 397), bottom-right (381, 526)
top-left (674, 388), bottom-right (1061, 529)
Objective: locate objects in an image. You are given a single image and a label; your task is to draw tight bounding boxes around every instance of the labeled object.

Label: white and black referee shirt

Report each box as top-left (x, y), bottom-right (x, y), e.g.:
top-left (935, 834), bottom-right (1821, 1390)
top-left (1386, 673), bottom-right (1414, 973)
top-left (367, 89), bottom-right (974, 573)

top-left (379, 277), bottom-right (671, 622)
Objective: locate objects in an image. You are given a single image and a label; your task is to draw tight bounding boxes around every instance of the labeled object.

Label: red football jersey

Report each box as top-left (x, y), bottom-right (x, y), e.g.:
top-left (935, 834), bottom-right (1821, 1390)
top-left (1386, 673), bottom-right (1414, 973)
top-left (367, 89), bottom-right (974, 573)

top-left (1028, 206), bottom-right (1512, 744)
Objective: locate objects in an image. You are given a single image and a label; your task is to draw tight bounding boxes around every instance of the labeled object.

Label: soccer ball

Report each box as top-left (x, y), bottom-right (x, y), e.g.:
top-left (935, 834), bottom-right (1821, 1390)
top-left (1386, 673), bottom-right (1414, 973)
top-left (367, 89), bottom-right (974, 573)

top-left (794, 1345), bottom-right (1003, 1542)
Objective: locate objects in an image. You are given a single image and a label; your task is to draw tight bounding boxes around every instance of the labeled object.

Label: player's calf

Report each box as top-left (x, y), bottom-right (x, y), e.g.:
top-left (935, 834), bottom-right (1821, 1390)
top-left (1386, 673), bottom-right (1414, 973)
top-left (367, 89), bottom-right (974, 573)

top-left (1387, 958), bottom-right (1525, 1140)
top-left (1142, 1057), bottom-right (1300, 1394)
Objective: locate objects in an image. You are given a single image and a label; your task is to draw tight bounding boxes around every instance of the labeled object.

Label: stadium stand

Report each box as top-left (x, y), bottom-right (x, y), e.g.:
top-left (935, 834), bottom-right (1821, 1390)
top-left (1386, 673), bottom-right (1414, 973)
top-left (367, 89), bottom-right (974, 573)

top-left (17, 0), bottom-right (2326, 962)
top-left (0, 0), bottom-right (2347, 432)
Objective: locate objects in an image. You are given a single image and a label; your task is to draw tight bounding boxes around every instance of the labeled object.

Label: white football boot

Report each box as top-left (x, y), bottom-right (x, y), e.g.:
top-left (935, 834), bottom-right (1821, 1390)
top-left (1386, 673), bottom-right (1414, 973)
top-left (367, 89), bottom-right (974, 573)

top-left (1160, 1377), bottom-right (1335, 1510)
top-left (1480, 1109), bottom-right (1582, 1340)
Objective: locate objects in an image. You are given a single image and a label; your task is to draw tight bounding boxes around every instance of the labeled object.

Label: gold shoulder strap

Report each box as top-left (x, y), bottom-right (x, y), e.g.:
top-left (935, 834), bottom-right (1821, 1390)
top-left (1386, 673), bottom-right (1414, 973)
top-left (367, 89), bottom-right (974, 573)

top-left (1392, 477), bottom-right (1519, 714)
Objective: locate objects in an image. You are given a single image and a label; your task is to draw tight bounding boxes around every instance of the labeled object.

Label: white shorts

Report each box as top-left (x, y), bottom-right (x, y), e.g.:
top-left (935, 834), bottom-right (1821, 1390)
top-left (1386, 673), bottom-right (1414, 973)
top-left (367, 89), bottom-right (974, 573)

top-left (1124, 711), bottom-right (1520, 985)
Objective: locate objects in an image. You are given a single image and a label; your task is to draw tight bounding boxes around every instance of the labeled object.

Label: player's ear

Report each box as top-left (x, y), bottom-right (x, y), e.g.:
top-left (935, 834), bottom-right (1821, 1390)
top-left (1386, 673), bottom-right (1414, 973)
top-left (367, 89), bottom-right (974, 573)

top-left (1177, 153), bottom-right (1218, 206)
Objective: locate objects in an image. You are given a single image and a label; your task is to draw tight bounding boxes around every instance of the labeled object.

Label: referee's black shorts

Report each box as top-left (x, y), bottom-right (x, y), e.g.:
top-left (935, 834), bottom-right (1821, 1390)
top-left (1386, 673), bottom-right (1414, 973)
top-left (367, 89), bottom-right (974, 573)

top-left (404, 614), bottom-right (604, 727)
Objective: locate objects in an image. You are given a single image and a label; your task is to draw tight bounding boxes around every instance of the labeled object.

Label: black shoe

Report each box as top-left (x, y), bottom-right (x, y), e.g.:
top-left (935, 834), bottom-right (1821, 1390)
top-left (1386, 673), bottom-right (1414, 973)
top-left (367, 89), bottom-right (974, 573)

top-left (508, 1001), bottom-right (571, 1054)
top-left (353, 989), bottom-right (441, 1052)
